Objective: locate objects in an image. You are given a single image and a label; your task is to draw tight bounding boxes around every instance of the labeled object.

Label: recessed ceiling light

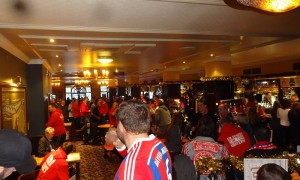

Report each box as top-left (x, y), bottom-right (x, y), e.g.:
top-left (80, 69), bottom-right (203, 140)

top-left (58, 64), bottom-right (61, 67)
top-left (210, 53), bottom-right (214, 57)
top-left (50, 39), bottom-right (55, 43)
top-left (183, 61), bottom-right (186, 64)
top-left (97, 57), bottom-right (113, 63)
top-left (56, 55), bottom-right (59, 58)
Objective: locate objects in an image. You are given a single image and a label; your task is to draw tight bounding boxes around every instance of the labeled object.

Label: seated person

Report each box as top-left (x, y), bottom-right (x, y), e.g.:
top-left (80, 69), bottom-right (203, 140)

top-left (0, 129), bottom-right (36, 179)
top-left (243, 125), bottom-right (282, 157)
top-left (38, 127), bottom-right (56, 157)
top-left (218, 108), bottom-right (251, 157)
top-left (182, 116), bottom-right (229, 179)
top-left (257, 163), bottom-right (291, 180)
top-left (37, 142), bottom-right (74, 180)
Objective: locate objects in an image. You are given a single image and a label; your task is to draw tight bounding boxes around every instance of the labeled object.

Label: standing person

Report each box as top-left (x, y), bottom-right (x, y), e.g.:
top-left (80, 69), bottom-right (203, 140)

top-left (72, 99), bottom-right (81, 129)
top-left (270, 100), bottom-right (281, 146)
top-left (154, 99), bottom-right (172, 138)
top-left (277, 99), bottom-right (291, 150)
top-left (46, 103), bottom-right (67, 147)
top-left (88, 98), bottom-right (101, 144)
top-left (37, 142), bottom-right (74, 180)
top-left (264, 92), bottom-right (273, 107)
top-left (190, 98), bottom-right (218, 139)
top-left (80, 97), bottom-right (90, 123)
top-left (98, 98), bottom-right (109, 124)
top-left (113, 101), bottom-right (172, 179)
top-left (68, 98), bottom-right (74, 124)
top-left (109, 101), bottom-right (118, 127)
top-left (165, 112), bottom-right (184, 159)
top-left (288, 102), bottom-right (300, 152)
top-left (38, 127), bottom-right (56, 157)
top-left (0, 129), bottom-right (37, 179)
top-left (58, 99), bottom-right (69, 122)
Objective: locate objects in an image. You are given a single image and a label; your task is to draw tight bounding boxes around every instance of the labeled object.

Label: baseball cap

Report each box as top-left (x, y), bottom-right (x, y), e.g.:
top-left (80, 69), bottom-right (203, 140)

top-left (0, 129), bottom-right (37, 175)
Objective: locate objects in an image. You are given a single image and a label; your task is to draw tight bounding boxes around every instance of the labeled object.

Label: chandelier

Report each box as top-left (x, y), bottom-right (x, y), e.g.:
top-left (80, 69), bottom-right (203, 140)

top-left (83, 69), bottom-right (109, 79)
top-left (236, 0), bottom-right (300, 13)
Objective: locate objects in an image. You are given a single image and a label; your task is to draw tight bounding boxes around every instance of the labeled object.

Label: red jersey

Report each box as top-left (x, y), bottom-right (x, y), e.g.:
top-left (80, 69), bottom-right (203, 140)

top-left (37, 147), bottom-right (69, 180)
top-left (218, 123), bottom-right (251, 157)
top-left (99, 101), bottom-right (109, 115)
top-left (72, 103), bottom-right (80, 118)
top-left (46, 109), bottom-right (66, 136)
top-left (80, 102), bottom-right (89, 117)
top-left (109, 107), bottom-right (118, 126)
top-left (115, 135), bottom-right (172, 180)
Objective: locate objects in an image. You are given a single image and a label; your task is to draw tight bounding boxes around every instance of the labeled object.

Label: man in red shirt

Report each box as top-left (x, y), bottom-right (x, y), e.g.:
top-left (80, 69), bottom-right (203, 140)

top-left (80, 97), bottom-right (90, 119)
top-left (108, 102), bottom-right (118, 127)
top-left (37, 142), bottom-right (74, 180)
top-left (46, 103), bottom-right (67, 147)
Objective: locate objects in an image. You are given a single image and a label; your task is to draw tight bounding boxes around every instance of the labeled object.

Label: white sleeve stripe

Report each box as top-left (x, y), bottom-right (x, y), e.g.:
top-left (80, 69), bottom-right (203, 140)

top-left (125, 142), bottom-right (141, 180)
top-left (147, 142), bottom-right (160, 164)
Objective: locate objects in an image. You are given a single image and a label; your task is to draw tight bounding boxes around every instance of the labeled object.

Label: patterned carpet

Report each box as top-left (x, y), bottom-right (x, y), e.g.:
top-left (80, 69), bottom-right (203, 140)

top-left (72, 140), bottom-right (122, 180)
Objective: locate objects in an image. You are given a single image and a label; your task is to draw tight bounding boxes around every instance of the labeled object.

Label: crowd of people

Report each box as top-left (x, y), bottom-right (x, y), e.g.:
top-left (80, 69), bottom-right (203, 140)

top-left (1, 92), bottom-right (299, 180)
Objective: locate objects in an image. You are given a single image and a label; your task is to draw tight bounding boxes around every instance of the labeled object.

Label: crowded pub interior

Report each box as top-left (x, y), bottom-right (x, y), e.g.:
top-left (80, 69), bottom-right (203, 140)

top-left (1, 0), bottom-right (300, 179)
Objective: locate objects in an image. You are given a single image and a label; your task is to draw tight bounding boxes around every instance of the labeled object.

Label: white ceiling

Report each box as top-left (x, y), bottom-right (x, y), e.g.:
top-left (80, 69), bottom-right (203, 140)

top-left (0, 0), bottom-right (300, 81)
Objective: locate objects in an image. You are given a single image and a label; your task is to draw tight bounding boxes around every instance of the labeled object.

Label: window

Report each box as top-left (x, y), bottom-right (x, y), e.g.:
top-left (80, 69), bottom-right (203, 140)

top-left (100, 85), bottom-right (109, 99)
top-left (66, 85), bottom-right (91, 100)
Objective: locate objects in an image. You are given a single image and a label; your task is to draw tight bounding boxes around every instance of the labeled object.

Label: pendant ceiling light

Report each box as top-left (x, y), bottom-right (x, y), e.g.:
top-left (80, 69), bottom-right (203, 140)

top-left (237, 0), bottom-right (300, 13)
top-left (225, 0), bottom-right (300, 13)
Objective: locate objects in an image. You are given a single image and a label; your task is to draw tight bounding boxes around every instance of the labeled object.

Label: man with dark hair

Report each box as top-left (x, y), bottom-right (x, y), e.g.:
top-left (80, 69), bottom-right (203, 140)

top-left (113, 101), bottom-right (172, 179)
top-left (37, 142), bottom-right (74, 179)
top-left (189, 98), bottom-right (218, 139)
top-left (0, 129), bottom-right (36, 179)
top-left (243, 125), bottom-right (282, 157)
top-left (182, 116), bottom-right (229, 179)
top-left (257, 163), bottom-right (291, 180)
top-left (218, 104), bottom-right (251, 157)
top-left (46, 103), bottom-right (67, 147)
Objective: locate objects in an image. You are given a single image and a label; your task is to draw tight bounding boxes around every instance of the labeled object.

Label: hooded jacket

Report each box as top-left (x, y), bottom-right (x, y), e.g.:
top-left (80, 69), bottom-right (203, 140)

top-left (37, 147), bottom-right (69, 180)
top-left (155, 105), bottom-right (171, 126)
top-left (46, 109), bottom-right (66, 136)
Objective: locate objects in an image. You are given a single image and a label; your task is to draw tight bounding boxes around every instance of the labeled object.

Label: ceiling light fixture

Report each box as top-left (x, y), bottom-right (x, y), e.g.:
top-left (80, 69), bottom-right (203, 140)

top-left (50, 38), bottom-right (55, 43)
top-left (235, 0), bottom-right (300, 13)
top-left (97, 57), bottom-right (113, 63)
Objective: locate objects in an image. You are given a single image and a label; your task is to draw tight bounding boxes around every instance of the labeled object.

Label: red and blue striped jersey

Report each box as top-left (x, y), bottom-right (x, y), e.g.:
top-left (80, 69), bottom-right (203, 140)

top-left (115, 134), bottom-right (172, 180)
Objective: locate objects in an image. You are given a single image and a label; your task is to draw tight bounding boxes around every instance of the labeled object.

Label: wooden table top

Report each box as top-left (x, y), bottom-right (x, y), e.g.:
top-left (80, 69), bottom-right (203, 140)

top-left (97, 124), bottom-right (111, 128)
top-left (35, 152), bottom-right (81, 166)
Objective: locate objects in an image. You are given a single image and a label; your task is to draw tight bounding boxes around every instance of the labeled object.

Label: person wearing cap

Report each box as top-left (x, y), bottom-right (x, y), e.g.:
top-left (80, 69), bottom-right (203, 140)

top-left (0, 129), bottom-right (37, 179)
top-left (37, 142), bottom-right (74, 180)
top-left (46, 103), bottom-right (67, 147)
top-left (38, 127), bottom-right (56, 157)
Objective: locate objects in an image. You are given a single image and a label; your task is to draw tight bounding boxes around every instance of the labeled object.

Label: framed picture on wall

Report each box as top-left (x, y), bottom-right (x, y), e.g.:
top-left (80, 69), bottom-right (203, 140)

top-left (0, 85), bottom-right (27, 135)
